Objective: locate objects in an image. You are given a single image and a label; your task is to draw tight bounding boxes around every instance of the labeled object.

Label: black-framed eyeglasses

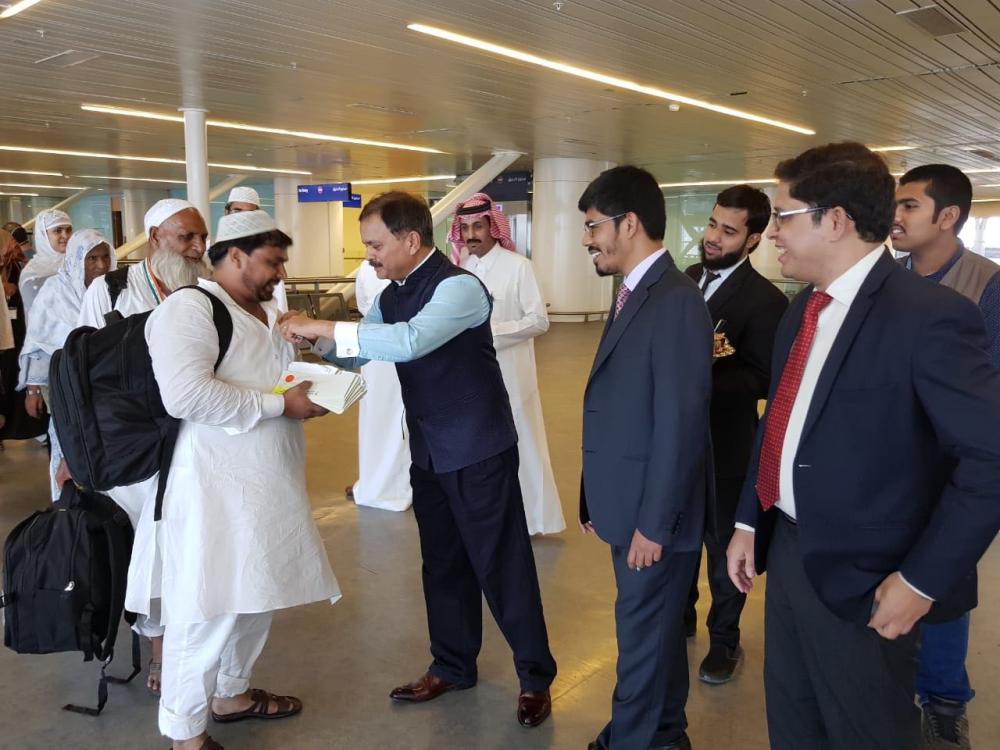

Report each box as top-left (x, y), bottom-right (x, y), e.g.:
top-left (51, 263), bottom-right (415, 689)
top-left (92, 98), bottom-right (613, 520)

top-left (583, 213), bottom-right (627, 235)
top-left (771, 206), bottom-right (854, 228)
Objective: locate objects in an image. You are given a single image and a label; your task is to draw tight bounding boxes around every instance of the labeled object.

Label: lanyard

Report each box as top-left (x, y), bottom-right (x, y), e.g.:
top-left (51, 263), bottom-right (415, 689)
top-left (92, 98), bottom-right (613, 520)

top-left (142, 260), bottom-right (168, 304)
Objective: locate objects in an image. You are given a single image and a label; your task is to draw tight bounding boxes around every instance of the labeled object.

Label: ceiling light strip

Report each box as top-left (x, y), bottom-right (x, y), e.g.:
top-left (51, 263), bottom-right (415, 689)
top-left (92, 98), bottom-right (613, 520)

top-left (81, 104), bottom-right (446, 155)
top-left (407, 23), bottom-right (814, 136)
top-left (0, 145), bottom-right (311, 175)
top-left (0, 0), bottom-right (45, 20)
top-left (351, 174), bottom-right (456, 185)
top-left (73, 174), bottom-right (187, 184)
top-left (0, 181), bottom-right (87, 190)
top-left (0, 168), bottom-right (62, 176)
top-left (0, 191), bottom-right (39, 196)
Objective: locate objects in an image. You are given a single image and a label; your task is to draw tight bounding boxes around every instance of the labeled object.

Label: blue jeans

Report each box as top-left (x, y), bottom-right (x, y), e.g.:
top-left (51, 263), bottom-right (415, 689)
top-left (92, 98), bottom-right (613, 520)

top-left (917, 613), bottom-right (975, 704)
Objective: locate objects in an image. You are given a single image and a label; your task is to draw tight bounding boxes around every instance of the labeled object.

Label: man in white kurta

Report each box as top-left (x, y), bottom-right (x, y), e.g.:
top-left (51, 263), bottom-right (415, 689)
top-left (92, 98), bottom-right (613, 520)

top-left (450, 194), bottom-right (565, 535)
top-left (351, 259), bottom-right (412, 510)
top-left (131, 210), bottom-right (340, 749)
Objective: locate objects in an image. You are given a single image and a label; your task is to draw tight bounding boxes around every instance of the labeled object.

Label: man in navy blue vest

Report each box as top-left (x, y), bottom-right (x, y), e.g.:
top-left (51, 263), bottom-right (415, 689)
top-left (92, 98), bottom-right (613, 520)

top-left (280, 191), bottom-right (557, 728)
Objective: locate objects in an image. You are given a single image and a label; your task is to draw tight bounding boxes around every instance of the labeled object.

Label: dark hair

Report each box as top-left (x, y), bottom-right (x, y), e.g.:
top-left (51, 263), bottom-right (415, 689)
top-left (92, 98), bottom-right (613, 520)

top-left (207, 229), bottom-right (292, 267)
top-left (360, 191), bottom-right (434, 247)
top-left (223, 202), bottom-right (234, 214)
top-left (899, 164), bottom-right (972, 234)
top-left (577, 165), bottom-right (666, 241)
top-left (774, 142), bottom-right (894, 243)
top-left (716, 185), bottom-right (772, 240)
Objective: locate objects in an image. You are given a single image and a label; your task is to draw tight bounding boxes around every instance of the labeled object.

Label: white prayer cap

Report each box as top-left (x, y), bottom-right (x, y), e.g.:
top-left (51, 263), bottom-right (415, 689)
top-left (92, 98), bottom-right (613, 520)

top-left (214, 209), bottom-right (278, 245)
top-left (144, 198), bottom-right (197, 236)
top-left (40, 209), bottom-right (72, 230)
top-left (227, 186), bottom-right (260, 206)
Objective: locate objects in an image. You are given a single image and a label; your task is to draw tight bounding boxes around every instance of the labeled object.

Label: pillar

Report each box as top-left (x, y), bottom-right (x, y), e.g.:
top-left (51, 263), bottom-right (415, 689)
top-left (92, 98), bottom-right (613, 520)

top-left (531, 158), bottom-right (616, 321)
top-left (180, 107), bottom-right (210, 223)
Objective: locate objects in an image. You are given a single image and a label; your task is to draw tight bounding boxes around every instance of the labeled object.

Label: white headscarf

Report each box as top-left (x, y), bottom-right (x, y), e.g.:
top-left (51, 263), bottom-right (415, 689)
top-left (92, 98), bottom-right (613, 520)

top-left (20, 208), bottom-right (72, 314)
top-left (18, 229), bottom-right (114, 388)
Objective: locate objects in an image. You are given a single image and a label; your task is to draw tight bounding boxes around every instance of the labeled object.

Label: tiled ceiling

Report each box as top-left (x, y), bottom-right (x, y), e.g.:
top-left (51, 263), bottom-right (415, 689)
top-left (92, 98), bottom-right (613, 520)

top-left (2, 0), bottom-right (1000, 196)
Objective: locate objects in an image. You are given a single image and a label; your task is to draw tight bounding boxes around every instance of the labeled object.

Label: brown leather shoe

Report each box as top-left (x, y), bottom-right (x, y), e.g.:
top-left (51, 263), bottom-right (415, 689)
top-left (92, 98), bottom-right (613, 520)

top-left (389, 672), bottom-right (472, 703)
top-left (517, 689), bottom-right (552, 727)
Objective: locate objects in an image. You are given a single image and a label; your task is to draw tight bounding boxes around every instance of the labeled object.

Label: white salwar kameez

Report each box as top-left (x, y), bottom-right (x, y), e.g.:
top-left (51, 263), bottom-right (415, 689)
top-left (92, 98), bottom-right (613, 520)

top-left (351, 261), bottom-right (412, 511)
top-left (127, 278), bottom-right (340, 624)
top-left (77, 261), bottom-right (162, 329)
top-left (462, 247), bottom-right (565, 535)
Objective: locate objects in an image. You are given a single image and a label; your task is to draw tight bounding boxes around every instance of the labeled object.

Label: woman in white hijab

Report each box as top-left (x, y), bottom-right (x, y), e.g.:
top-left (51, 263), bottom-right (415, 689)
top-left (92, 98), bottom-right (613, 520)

top-left (19, 228), bottom-right (114, 499)
top-left (19, 208), bottom-right (73, 316)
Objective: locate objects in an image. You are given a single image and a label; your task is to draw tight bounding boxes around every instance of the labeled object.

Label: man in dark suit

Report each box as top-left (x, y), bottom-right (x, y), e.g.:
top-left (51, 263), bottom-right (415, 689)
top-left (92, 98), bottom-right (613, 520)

top-left (727, 142), bottom-right (1000, 750)
top-left (683, 185), bottom-right (788, 684)
top-left (578, 165), bottom-right (713, 750)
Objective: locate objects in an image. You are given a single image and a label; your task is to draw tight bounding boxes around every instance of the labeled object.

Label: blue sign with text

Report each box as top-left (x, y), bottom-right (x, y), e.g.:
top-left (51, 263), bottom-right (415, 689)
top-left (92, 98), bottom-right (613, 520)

top-left (343, 193), bottom-right (362, 209)
top-left (297, 183), bottom-right (352, 203)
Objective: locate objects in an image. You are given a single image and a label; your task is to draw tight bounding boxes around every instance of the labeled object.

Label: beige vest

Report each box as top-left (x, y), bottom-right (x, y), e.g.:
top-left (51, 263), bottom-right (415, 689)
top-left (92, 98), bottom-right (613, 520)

top-left (901, 247), bottom-right (999, 304)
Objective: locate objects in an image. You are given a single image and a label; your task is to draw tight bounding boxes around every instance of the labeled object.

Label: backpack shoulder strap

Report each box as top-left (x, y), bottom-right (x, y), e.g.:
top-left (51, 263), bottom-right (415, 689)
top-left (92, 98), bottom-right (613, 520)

top-left (104, 267), bottom-right (130, 309)
top-left (176, 286), bottom-right (234, 370)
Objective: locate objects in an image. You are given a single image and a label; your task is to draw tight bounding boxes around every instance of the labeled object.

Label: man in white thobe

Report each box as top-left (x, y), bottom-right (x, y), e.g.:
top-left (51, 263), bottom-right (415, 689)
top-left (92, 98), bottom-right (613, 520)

top-left (449, 193), bottom-right (565, 535)
top-left (76, 198), bottom-right (212, 693)
top-left (224, 186), bottom-right (289, 311)
top-left (131, 210), bottom-right (340, 750)
top-left (350, 258), bottom-right (412, 510)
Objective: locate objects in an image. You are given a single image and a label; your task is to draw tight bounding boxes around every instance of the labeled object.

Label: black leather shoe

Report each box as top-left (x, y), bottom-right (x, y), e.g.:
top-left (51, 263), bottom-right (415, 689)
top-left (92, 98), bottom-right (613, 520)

top-left (652, 733), bottom-right (692, 750)
top-left (698, 643), bottom-right (743, 684)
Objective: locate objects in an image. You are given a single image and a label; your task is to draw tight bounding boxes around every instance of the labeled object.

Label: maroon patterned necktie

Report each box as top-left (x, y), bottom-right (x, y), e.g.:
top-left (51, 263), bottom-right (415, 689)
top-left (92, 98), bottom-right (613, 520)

top-left (613, 283), bottom-right (631, 320)
top-left (755, 291), bottom-right (833, 510)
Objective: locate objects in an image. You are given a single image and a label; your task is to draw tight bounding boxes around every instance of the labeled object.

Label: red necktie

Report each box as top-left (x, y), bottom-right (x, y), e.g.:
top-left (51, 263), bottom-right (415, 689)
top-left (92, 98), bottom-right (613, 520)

top-left (755, 291), bottom-right (833, 511)
top-left (613, 284), bottom-right (631, 320)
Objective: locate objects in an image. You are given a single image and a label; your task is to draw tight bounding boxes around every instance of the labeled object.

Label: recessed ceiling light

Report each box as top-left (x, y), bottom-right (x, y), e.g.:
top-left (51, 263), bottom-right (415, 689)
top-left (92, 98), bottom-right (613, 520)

top-left (81, 104), bottom-right (445, 155)
top-left (971, 198), bottom-right (1000, 203)
top-left (73, 174), bottom-right (187, 185)
top-left (407, 23), bottom-right (815, 136)
top-left (0, 0), bottom-right (45, 20)
top-left (870, 145), bottom-right (917, 152)
top-left (658, 178), bottom-right (777, 188)
top-left (0, 191), bottom-right (40, 197)
top-left (964, 168), bottom-right (1000, 174)
top-left (977, 183), bottom-right (1000, 188)
top-left (0, 182), bottom-right (87, 190)
top-left (0, 145), bottom-right (312, 175)
top-left (0, 168), bottom-right (63, 176)
top-left (351, 174), bottom-right (457, 185)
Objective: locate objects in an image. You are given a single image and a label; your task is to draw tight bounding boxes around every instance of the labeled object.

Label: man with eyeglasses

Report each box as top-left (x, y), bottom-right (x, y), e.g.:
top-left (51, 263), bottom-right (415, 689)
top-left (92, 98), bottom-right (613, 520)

top-left (683, 185), bottom-right (788, 686)
top-left (727, 142), bottom-right (1000, 750)
top-left (578, 165), bottom-right (713, 750)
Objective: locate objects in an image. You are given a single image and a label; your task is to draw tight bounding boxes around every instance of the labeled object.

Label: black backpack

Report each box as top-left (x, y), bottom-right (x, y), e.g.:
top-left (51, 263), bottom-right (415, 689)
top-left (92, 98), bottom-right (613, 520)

top-left (48, 284), bottom-right (233, 522)
top-left (1, 483), bottom-right (140, 715)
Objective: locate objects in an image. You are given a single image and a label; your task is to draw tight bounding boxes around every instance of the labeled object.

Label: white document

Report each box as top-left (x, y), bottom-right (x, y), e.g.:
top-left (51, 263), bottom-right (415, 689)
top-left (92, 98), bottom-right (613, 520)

top-left (273, 361), bottom-right (366, 415)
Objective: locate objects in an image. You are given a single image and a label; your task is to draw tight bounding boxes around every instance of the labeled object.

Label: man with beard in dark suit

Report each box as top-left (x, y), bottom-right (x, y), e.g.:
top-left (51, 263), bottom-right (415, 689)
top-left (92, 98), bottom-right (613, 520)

top-left (683, 185), bottom-right (788, 684)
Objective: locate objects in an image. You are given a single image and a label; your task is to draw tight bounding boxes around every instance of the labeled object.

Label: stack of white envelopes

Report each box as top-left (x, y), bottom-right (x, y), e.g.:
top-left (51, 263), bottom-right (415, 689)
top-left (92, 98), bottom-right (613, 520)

top-left (273, 361), bottom-right (367, 414)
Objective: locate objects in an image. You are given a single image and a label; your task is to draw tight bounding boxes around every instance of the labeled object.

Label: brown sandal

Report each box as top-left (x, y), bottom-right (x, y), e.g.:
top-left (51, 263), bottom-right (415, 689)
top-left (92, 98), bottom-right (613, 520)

top-left (211, 688), bottom-right (302, 723)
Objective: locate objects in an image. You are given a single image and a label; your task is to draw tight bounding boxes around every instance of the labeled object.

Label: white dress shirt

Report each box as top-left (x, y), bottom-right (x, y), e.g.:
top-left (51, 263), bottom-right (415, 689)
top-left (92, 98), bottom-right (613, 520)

top-left (699, 256), bottom-right (748, 300)
top-left (624, 248), bottom-right (667, 291)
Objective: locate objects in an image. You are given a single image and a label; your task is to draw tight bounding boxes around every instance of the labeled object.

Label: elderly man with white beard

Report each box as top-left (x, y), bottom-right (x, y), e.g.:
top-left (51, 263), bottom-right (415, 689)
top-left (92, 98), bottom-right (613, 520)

top-left (78, 198), bottom-right (210, 326)
top-left (74, 197), bottom-right (209, 696)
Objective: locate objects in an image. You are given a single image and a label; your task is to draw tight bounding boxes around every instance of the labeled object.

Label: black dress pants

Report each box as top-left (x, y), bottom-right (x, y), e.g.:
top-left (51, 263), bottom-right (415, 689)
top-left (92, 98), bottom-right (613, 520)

top-left (764, 514), bottom-right (921, 750)
top-left (593, 546), bottom-right (699, 750)
top-left (686, 477), bottom-right (747, 648)
top-left (409, 446), bottom-right (556, 691)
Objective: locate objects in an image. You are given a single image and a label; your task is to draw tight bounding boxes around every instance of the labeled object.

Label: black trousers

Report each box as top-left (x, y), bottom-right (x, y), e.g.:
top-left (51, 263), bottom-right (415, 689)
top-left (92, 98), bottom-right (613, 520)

top-left (593, 546), bottom-right (699, 750)
top-left (410, 446), bottom-right (556, 691)
top-left (765, 515), bottom-right (921, 750)
top-left (686, 477), bottom-right (747, 648)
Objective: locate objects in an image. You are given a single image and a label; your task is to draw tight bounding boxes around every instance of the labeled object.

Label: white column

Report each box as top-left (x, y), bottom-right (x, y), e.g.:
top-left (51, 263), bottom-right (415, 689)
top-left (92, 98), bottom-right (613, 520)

top-left (180, 107), bottom-right (210, 222)
top-left (7, 197), bottom-right (24, 224)
top-left (531, 157), bottom-right (616, 321)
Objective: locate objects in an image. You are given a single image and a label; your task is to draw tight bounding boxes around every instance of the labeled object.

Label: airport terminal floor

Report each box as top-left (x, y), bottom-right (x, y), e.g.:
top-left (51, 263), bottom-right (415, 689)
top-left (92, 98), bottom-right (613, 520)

top-left (1, 321), bottom-right (998, 750)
